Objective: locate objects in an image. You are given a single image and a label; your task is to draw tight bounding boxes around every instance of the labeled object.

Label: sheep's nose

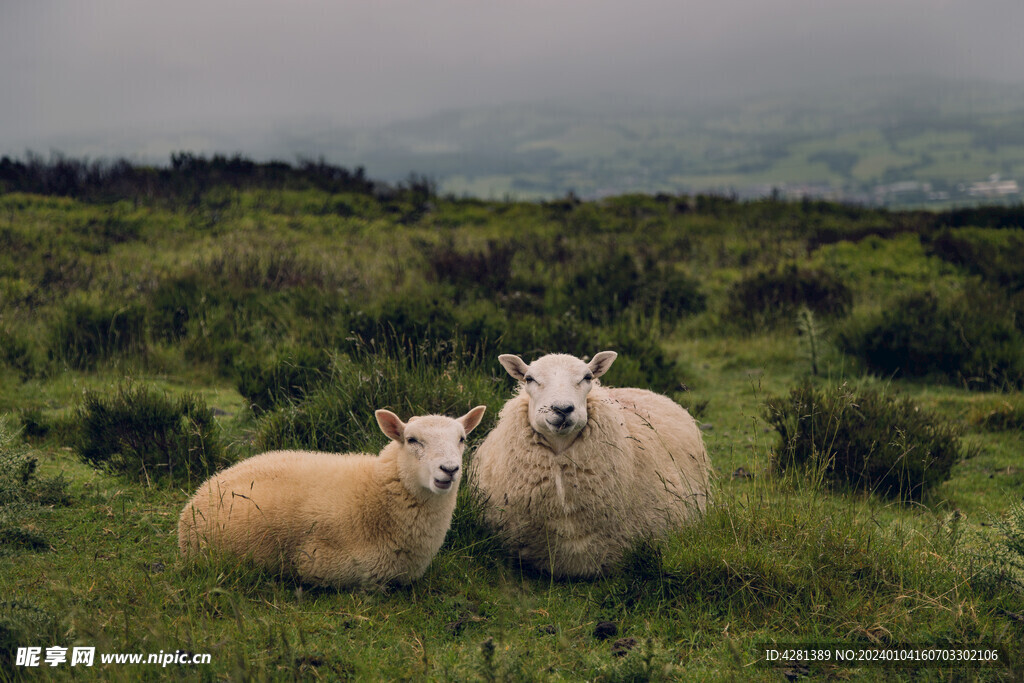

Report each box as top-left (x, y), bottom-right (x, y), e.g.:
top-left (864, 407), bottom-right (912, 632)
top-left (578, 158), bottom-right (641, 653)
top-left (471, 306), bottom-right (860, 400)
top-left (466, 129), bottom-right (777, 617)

top-left (440, 464), bottom-right (460, 476)
top-left (552, 404), bottom-right (575, 416)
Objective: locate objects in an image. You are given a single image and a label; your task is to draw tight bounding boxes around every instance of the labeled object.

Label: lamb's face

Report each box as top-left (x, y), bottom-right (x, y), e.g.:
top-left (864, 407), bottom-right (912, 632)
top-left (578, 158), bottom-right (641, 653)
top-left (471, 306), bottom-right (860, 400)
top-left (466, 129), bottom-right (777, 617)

top-left (499, 351), bottom-right (617, 453)
top-left (376, 407), bottom-right (487, 495)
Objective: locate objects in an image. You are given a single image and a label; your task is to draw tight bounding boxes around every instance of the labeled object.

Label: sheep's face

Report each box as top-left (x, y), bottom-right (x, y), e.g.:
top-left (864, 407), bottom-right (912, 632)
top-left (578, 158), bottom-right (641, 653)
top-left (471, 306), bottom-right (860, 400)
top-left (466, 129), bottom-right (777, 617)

top-left (376, 406), bottom-right (486, 495)
top-left (499, 351), bottom-right (617, 453)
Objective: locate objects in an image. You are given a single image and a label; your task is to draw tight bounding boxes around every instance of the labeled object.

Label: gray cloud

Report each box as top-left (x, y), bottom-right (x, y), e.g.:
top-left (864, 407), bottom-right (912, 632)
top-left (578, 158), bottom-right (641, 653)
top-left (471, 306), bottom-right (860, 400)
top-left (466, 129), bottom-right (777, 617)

top-left (2, 0), bottom-right (1023, 156)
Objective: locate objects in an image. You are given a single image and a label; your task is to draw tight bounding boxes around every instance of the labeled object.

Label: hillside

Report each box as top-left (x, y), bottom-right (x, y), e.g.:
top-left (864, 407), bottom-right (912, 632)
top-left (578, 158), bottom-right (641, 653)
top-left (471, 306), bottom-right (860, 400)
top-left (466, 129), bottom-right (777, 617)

top-left (296, 77), bottom-right (1024, 205)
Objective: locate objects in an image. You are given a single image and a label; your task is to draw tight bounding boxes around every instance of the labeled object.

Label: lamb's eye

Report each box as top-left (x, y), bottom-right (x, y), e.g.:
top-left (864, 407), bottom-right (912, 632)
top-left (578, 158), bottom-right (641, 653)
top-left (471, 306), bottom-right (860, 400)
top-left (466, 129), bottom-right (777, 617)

top-left (524, 376), bottom-right (536, 384)
top-left (580, 374), bottom-right (594, 384)
top-left (459, 436), bottom-right (466, 443)
top-left (406, 437), bottom-right (419, 445)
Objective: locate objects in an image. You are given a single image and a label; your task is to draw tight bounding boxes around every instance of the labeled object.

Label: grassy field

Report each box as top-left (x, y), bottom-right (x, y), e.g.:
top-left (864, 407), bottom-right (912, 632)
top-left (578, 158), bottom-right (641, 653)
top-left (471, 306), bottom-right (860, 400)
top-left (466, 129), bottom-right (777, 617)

top-left (2, 163), bottom-right (1024, 680)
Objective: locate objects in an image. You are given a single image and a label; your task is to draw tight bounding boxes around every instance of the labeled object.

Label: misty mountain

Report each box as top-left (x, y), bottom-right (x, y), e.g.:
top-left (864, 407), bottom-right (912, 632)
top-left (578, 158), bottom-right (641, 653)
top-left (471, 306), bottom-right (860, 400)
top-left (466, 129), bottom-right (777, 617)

top-left (268, 76), bottom-right (1024, 202)
top-left (16, 76), bottom-right (1024, 204)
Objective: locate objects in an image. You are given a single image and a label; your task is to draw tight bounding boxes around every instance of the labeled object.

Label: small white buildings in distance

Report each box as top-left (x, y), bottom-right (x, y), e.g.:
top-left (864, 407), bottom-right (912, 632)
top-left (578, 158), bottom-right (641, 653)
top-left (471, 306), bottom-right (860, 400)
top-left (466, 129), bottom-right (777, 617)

top-left (965, 174), bottom-right (1020, 198)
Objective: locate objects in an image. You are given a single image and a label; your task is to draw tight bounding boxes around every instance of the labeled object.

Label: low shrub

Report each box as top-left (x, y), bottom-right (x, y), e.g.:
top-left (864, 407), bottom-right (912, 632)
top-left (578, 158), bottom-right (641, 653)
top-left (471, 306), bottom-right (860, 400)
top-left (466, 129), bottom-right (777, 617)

top-left (341, 291), bottom-right (690, 393)
top-left (971, 401), bottom-right (1024, 432)
top-left (148, 273), bottom-right (204, 341)
top-left (764, 381), bottom-right (963, 500)
top-left (345, 295), bottom-right (513, 369)
top-left (425, 238), bottom-right (519, 297)
top-left (75, 384), bottom-right (226, 486)
top-left (927, 227), bottom-right (1024, 292)
top-left (203, 245), bottom-right (331, 292)
top-left (0, 419), bottom-right (68, 556)
top-left (48, 297), bottom-right (147, 369)
top-left (181, 293), bottom-right (306, 376)
top-left (236, 345), bottom-right (332, 414)
top-left (839, 286), bottom-right (1024, 391)
top-left (254, 354), bottom-right (504, 454)
top-left (0, 327), bottom-right (36, 379)
top-left (562, 252), bottom-right (706, 325)
top-left (984, 502), bottom-right (1024, 592)
top-left (345, 294), bottom-right (464, 359)
top-left (727, 264), bottom-right (852, 329)
top-left (70, 214), bottom-right (142, 253)
top-left (0, 599), bottom-right (64, 672)
top-left (592, 318), bottom-right (695, 394)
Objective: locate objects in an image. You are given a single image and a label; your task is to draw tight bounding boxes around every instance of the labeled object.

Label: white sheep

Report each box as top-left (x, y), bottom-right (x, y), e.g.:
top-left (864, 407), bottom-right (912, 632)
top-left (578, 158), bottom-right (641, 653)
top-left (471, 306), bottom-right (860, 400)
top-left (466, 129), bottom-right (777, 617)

top-left (178, 405), bottom-right (486, 588)
top-left (471, 351), bottom-right (709, 578)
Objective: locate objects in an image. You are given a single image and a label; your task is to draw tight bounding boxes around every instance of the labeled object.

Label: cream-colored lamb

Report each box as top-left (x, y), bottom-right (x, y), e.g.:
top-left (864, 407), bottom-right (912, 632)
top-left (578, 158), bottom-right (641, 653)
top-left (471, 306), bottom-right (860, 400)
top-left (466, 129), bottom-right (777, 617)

top-left (472, 351), bottom-right (709, 578)
top-left (179, 405), bottom-right (486, 588)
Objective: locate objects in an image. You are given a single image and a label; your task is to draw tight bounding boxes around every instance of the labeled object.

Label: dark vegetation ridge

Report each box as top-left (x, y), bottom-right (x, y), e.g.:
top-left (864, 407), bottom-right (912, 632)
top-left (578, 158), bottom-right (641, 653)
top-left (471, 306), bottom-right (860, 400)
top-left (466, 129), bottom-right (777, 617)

top-left (0, 152), bottom-right (428, 204)
top-left (4, 151), bottom-right (1024, 229)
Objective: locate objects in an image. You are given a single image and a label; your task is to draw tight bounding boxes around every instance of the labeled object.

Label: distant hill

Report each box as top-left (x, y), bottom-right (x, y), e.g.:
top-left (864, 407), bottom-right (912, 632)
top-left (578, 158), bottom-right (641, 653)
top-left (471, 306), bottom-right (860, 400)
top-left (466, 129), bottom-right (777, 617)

top-left (15, 76), bottom-right (1024, 206)
top-left (288, 76), bottom-right (1024, 206)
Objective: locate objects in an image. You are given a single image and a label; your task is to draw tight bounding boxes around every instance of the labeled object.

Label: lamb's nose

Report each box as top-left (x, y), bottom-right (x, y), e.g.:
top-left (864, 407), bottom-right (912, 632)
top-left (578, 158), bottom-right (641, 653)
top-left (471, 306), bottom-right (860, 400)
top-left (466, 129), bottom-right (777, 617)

top-left (440, 464), bottom-right (460, 476)
top-left (552, 404), bottom-right (575, 416)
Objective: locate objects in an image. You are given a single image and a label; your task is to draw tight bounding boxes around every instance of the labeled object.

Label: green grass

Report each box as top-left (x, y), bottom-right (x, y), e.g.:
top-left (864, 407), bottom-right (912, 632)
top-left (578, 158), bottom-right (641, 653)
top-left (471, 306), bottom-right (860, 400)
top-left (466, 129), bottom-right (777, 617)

top-left (1, 182), bottom-right (1023, 679)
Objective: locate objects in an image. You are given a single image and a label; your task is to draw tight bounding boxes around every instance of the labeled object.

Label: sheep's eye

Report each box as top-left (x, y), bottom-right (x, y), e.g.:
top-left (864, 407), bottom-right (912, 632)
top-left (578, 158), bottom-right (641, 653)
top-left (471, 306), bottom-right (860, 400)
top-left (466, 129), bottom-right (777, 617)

top-left (459, 436), bottom-right (466, 443)
top-left (524, 376), bottom-right (536, 384)
top-left (581, 373), bottom-right (594, 384)
top-left (406, 437), bottom-right (419, 445)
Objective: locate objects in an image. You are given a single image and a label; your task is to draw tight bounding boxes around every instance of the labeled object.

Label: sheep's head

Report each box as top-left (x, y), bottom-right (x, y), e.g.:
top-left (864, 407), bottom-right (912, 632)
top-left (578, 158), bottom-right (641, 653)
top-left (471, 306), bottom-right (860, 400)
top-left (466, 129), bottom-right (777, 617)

top-left (498, 351), bottom-right (617, 453)
top-left (376, 406), bottom-right (486, 495)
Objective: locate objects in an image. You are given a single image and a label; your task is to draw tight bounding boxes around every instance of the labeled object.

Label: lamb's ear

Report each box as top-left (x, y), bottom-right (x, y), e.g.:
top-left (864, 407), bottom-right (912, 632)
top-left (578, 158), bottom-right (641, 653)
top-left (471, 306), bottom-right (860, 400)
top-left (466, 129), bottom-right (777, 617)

top-left (375, 409), bottom-right (406, 442)
top-left (459, 405), bottom-right (487, 435)
top-left (588, 351), bottom-right (617, 378)
top-left (498, 354), bottom-right (529, 381)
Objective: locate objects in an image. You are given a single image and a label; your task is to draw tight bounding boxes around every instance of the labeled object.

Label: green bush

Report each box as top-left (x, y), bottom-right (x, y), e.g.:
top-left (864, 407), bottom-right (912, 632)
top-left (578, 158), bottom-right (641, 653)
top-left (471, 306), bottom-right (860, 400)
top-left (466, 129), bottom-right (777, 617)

top-left (985, 502), bottom-right (1024, 591)
top-left (48, 298), bottom-right (147, 369)
top-left (75, 384), bottom-right (226, 486)
top-left (0, 419), bottom-right (68, 555)
top-left (340, 288), bottom-right (690, 394)
top-left (236, 345), bottom-right (332, 414)
top-left (727, 264), bottom-right (852, 329)
top-left (0, 599), bottom-right (64, 672)
top-left (562, 252), bottom-right (706, 325)
top-left (181, 293), bottom-right (309, 376)
top-left (254, 354), bottom-right (504, 454)
top-left (148, 273), bottom-right (204, 341)
top-left (764, 381), bottom-right (963, 500)
top-left (0, 327), bottom-right (36, 379)
top-left (839, 286), bottom-right (1024, 390)
top-left (972, 401), bottom-right (1024, 432)
top-left (927, 227), bottom-right (1024, 293)
top-left (425, 238), bottom-right (520, 297)
top-left (346, 295), bottom-right (460, 356)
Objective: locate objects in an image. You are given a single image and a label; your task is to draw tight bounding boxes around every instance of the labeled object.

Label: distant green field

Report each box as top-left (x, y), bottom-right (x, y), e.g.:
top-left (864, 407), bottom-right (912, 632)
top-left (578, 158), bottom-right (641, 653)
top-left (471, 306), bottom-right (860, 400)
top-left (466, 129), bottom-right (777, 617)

top-left (2, 164), bottom-right (1024, 679)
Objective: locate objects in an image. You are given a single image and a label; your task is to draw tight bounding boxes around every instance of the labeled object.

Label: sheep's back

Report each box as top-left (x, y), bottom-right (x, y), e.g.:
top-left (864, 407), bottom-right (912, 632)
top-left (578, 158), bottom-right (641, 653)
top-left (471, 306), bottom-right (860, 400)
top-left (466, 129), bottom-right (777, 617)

top-left (178, 450), bottom-right (377, 565)
top-left (606, 388), bottom-right (710, 522)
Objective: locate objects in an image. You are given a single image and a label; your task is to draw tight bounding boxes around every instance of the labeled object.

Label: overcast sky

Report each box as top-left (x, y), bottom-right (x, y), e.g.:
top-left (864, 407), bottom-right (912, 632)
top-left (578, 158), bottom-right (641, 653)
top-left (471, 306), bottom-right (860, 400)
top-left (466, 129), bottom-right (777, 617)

top-left (2, 0), bottom-right (1023, 158)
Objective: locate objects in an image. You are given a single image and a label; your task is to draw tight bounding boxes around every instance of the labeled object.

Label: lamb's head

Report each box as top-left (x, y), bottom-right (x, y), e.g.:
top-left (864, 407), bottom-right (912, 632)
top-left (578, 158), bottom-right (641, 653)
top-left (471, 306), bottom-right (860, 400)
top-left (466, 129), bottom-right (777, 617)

top-left (376, 406), bottom-right (487, 495)
top-left (498, 351), bottom-right (617, 453)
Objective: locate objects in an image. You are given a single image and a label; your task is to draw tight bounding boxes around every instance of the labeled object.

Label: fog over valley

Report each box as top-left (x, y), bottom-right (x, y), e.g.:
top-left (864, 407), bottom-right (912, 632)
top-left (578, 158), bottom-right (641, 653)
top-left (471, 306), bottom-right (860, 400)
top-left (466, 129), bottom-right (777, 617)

top-left (3, 1), bottom-right (1023, 202)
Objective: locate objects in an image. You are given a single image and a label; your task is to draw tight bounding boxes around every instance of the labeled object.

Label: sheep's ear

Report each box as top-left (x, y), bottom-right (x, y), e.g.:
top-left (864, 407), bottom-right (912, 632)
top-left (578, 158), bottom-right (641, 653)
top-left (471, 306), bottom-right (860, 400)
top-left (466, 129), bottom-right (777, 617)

top-left (459, 405), bottom-right (487, 435)
top-left (588, 351), bottom-right (617, 378)
top-left (375, 409), bottom-right (405, 442)
top-left (498, 354), bottom-right (529, 381)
